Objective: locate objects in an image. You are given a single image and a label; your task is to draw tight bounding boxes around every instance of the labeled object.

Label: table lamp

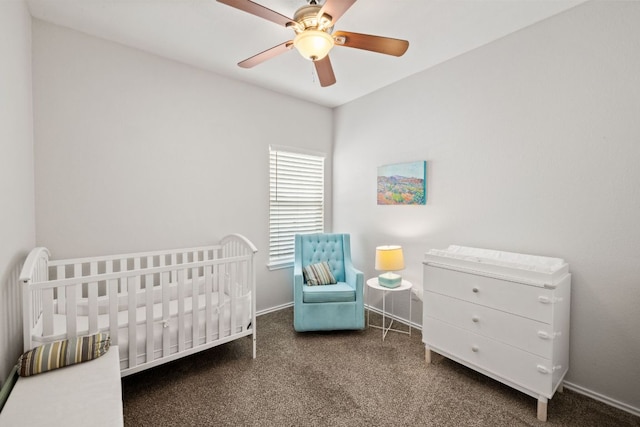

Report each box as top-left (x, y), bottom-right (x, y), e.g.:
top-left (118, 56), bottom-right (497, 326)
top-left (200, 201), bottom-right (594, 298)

top-left (375, 245), bottom-right (405, 288)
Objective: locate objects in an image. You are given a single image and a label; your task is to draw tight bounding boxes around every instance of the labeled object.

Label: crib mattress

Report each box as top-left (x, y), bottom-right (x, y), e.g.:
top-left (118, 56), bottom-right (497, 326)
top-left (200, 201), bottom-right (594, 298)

top-left (31, 292), bottom-right (251, 370)
top-left (424, 245), bottom-right (569, 287)
top-left (0, 345), bottom-right (122, 427)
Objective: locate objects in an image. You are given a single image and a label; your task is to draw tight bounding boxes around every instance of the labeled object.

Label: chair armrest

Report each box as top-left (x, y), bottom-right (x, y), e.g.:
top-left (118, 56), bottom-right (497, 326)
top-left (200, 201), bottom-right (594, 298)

top-left (344, 263), bottom-right (364, 300)
top-left (293, 263), bottom-right (304, 304)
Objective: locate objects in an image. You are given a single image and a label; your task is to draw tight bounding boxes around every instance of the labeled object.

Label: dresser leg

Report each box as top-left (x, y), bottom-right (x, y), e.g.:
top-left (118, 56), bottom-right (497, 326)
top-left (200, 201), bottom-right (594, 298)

top-left (537, 396), bottom-right (548, 422)
top-left (425, 346), bottom-right (432, 364)
top-left (557, 383), bottom-right (564, 393)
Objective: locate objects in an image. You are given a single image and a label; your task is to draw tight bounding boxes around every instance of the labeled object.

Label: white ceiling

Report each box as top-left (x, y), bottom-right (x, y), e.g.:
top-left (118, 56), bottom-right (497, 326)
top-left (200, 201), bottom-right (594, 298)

top-left (26, 0), bottom-right (587, 108)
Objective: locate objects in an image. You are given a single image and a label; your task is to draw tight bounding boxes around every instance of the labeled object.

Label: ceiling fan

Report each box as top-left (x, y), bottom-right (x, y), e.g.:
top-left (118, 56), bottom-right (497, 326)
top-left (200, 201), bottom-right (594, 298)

top-left (217, 0), bottom-right (409, 87)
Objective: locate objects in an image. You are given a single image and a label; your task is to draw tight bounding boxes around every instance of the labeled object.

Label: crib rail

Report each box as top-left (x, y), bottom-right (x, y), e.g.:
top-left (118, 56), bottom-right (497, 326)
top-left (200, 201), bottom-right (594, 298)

top-left (20, 234), bottom-right (258, 376)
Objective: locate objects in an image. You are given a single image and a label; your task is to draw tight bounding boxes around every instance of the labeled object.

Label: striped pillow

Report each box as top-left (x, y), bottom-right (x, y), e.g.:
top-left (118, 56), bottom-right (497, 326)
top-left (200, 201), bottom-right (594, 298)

top-left (303, 261), bottom-right (337, 286)
top-left (17, 332), bottom-right (111, 377)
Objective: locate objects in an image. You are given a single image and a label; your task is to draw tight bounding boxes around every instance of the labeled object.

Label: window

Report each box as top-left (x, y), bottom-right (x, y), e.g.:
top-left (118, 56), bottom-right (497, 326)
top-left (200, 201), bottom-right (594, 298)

top-left (269, 146), bottom-right (325, 269)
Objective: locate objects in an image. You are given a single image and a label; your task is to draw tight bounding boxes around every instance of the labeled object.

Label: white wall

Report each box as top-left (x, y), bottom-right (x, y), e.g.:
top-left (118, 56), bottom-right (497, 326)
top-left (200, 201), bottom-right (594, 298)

top-left (0, 0), bottom-right (36, 384)
top-left (334, 0), bottom-right (639, 414)
top-left (32, 20), bottom-right (333, 313)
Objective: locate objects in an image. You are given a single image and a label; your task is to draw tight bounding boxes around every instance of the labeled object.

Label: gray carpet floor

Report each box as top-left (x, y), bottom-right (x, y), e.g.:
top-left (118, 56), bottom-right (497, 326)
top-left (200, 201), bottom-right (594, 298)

top-left (122, 308), bottom-right (639, 426)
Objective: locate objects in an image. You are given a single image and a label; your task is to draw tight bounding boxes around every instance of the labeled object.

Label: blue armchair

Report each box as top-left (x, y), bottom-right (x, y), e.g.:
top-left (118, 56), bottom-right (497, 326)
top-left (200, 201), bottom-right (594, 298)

top-left (293, 233), bottom-right (365, 332)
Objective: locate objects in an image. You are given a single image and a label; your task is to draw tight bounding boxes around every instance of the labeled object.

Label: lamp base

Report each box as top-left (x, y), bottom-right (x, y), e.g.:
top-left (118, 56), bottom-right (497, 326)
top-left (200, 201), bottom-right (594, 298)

top-left (378, 272), bottom-right (402, 288)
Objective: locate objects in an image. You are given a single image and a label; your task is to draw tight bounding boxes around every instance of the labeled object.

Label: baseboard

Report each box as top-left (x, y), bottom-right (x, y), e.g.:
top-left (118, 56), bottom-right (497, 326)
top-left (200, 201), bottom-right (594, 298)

top-left (256, 302), bottom-right (293, 317)
top-left (563, 381), bottom-right (640, 417)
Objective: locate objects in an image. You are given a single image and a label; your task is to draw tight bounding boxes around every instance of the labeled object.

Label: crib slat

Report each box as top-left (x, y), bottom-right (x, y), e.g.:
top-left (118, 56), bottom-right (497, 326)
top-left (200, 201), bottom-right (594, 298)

top-left (106, 262), bottom-right (118, 346)
top-left (191, 266), bottom-right (199, 347)
top-left (170, 253), bottom-right (177, 283)
top-left (42, 288), bottom-right (54, 336)
top-left (145, 261), bottom-right (154, 363)
top-left (230, 262), bottom-right (237, 334)
top-left (88, 262), bottom-right (98, 333)
top-left (65, 263), bottom-right (81, 337)
top-left (161, 257), bottom-right (170, 357)
top-left (108, 277), bottom-right (118, 346)
top-left (213, 263), bottom-right (219, 293)
top-left (218, 267), bottom-right (225, 340)
top-left (66, 284), bottom-right (78, 338)
top-left (56, 265), bottom-right (66, 314)
top-left (128, 276), bottom-right (137, 369)
top-left (134, 257), bottom-right (141, 292)
top-left (177, 268), bottom-right (185, 352)
top-left (239, 260), bottom-right (247, 332)
top-left (205, 264), bottom-right (213, 343)
top-left (120, 258), bottom-right (128, 294)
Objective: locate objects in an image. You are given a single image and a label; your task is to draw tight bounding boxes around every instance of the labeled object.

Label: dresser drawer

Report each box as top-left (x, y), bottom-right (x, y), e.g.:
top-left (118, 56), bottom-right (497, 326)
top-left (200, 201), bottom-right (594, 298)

top-left (424, 317), bottom-right (556, 397)
top-left (424, 265), bottom-right (555, 323)
top-left (424, 292), bottom-right (557, 359)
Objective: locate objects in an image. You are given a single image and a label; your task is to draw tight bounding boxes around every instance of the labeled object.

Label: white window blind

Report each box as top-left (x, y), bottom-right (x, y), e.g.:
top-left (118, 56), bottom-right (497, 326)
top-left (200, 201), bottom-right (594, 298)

top-left (269, 147), bottom-right (325, 268)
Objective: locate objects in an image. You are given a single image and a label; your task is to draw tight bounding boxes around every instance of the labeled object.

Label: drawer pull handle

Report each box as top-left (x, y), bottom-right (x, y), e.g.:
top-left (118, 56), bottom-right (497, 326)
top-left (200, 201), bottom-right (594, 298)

top-left (471, 345), bottom-right (479, 353)
top-left (472, 287), bottom-right (479, 293)
top-left (537, 365), bottom-right (550, 374)
top-left (537, 365), bottom-right (562, 374)
top-left (537, 331), bottom-right (561, 340)
top-left (538, 295), bottom-right (563, 304)
top-left (472, 316), bottom-right (480, 323)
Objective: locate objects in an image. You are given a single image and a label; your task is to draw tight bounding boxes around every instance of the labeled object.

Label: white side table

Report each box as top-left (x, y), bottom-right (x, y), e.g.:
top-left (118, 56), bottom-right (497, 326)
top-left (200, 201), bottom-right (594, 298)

top-left (366, 278), bottom-right (412, 341)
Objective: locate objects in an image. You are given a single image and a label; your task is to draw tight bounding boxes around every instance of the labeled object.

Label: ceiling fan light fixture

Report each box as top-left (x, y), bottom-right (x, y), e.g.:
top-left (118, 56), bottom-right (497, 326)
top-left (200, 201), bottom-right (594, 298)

top-left (293, 30), bottom-right (334, 61)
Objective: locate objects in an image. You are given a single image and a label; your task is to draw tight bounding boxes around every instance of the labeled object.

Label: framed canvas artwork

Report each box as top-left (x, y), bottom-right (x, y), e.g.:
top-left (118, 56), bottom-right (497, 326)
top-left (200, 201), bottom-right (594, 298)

top-left (377, 161), bottom-right (427, 205)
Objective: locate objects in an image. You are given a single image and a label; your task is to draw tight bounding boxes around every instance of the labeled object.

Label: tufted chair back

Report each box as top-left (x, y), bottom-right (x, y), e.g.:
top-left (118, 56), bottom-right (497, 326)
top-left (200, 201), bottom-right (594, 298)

top-left (297, 234), bottom-right (347, 283)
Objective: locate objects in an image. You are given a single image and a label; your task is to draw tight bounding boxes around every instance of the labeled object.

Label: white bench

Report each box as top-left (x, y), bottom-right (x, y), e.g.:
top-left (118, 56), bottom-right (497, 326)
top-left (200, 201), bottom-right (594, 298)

top-left (0, 346), bottom-right (123, 426)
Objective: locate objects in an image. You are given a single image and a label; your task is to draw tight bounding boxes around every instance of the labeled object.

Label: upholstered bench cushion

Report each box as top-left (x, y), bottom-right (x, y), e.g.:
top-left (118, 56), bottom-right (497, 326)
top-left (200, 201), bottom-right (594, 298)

top-left (0, 345), bottom-right (123, 427)
top-left (302, 282), bottom-right (355, 303)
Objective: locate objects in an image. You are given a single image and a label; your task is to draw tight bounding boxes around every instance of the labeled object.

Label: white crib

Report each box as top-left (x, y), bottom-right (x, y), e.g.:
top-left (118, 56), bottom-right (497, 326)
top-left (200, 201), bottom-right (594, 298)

top-left (20, 234), bottom-right (257, 377)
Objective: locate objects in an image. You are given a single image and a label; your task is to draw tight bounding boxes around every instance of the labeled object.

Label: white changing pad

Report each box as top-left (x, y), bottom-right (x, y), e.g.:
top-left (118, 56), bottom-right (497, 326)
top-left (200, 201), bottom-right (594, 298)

top-left (424, 245), bottom-right (569, 287)
top-left (0, 346), bottom-right (123, 427)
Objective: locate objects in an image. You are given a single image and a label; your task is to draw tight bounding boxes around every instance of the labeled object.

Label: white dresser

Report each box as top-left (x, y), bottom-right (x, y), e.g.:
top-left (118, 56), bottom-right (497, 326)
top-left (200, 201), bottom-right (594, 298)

top-left (422, 246), bottom-right (570, 422)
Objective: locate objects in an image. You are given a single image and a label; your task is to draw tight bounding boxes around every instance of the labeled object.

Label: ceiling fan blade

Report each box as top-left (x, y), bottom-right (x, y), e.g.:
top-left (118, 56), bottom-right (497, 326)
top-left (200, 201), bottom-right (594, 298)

top-left (217, 0), bottom-right (295, 27)
top-left (314, 56), bottom-right (336, 87)
top-left (333, 31), bottom-right (409, 57)
top-left (317, 0), bottom-right (357, 26)
top-left (238, 41), bottom-right (294, 68)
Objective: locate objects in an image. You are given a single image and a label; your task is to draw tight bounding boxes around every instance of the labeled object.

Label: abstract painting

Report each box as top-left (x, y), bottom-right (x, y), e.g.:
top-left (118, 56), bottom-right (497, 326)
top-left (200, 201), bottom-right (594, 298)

top-left (377, 161), bottom-right (426, 205)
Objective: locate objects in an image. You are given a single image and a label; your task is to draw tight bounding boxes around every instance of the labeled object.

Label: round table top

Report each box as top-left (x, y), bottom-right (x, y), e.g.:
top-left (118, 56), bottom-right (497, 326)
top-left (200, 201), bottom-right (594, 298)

top-left (366, 278), bottom-right (412, 292)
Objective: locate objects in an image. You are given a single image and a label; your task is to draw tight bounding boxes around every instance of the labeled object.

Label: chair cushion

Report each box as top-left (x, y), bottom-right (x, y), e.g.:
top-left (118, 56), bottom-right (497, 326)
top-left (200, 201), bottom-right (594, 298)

top-left (303, 261), bottom-right (337, 285)
top-left (302, 282), bottom-right (355, 303)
